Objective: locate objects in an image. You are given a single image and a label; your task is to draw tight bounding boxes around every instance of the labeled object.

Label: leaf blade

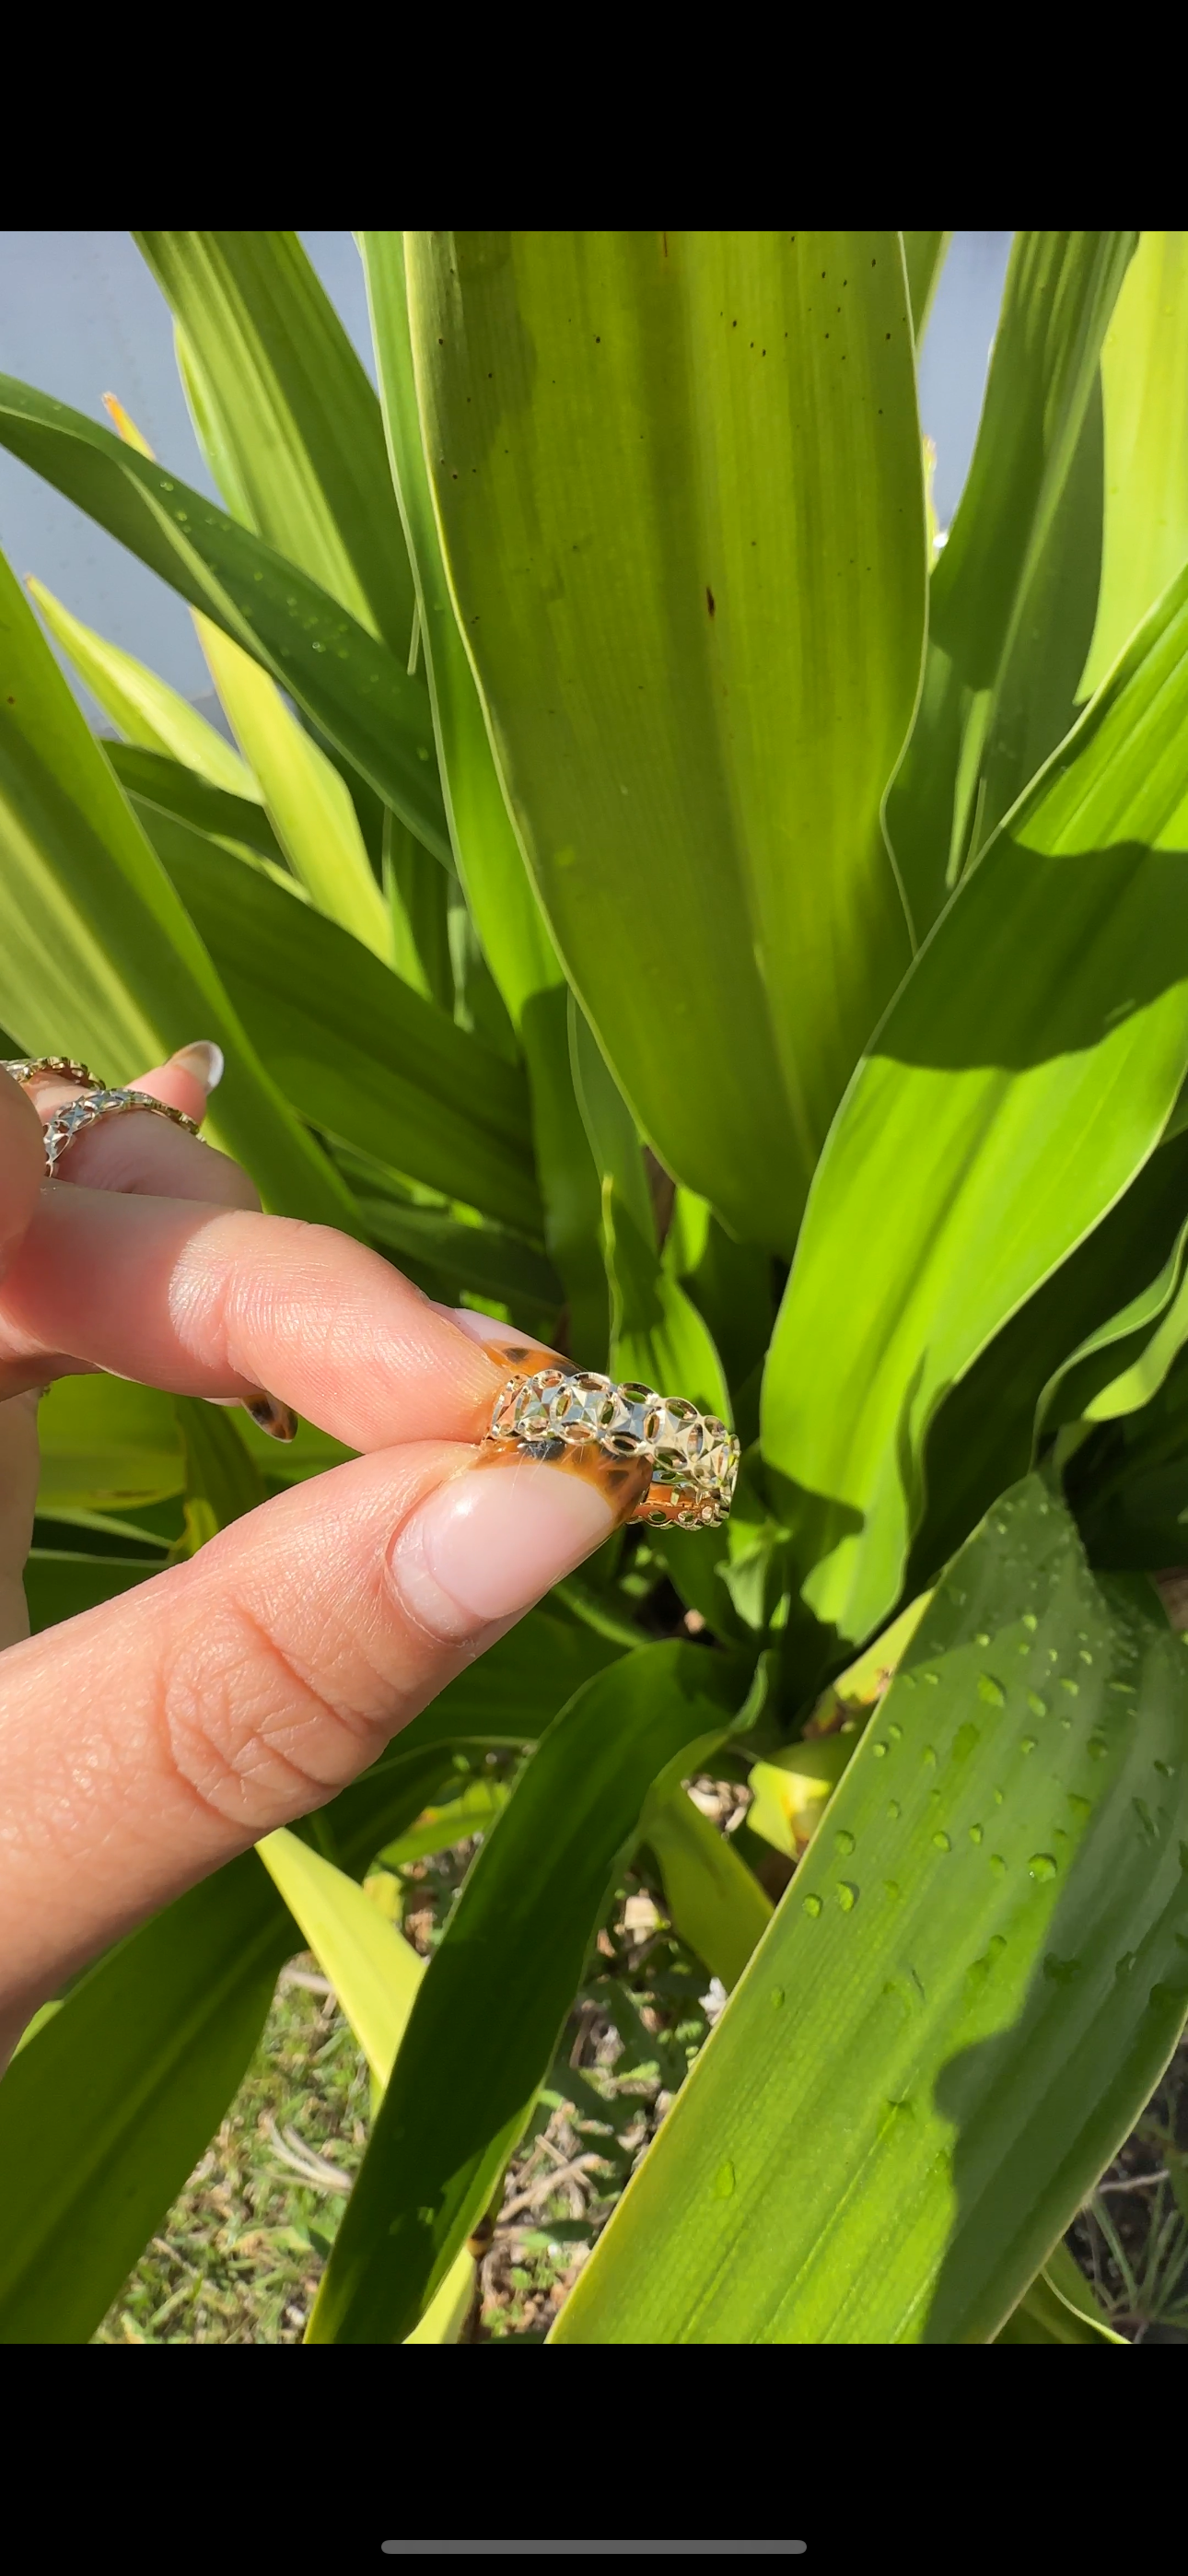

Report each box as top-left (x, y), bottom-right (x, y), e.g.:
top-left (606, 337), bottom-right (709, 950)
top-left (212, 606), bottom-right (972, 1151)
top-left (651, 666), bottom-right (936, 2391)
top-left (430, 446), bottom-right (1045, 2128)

top-left (308, 1640), bottom-right (744, 2342)
top-left (0, 373), bottom-right (450, 864)
top-left (764, 553), bottom-right (1188, 1650)
top-left (406, 228), bottom-right (926, 1250)
top-left (552, 1476), bottom-right (1188, 2344)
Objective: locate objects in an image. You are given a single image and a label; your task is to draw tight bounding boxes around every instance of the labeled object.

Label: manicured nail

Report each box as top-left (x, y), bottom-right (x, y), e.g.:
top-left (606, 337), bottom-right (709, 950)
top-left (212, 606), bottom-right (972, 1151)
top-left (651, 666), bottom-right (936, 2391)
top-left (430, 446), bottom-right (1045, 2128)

top-left (390, 1455), bottom-right (615, 1645)
top-left (170, 1040), bottom-right (225, 1094)
top-left (244, 1391), bottom-right (298, 1442)
top-left (434, 1306), bottom-right (526, 1345)
top-left (430, 1305), bottom-right (569, 1375)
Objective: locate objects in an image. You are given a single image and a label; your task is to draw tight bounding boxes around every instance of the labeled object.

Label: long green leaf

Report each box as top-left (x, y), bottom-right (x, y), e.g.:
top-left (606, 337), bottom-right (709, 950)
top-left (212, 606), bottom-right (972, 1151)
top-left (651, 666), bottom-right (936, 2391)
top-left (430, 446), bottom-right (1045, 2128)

top-left (0, 1740), bottom-right (456, 2346)
top-left (0, 1855), bottom-right (297, 2345)
top-left (905, 1129), bottom-right (1188, 1597)
top-left (35, 1376), bottom-right (183, 1515)
top-left (356, 1196), bottom-right (561, 1318)
top-left (171, 1396), bottom-right (266, 1555)
top-left (194, 614), bottom-right (393, 961)
top-left (0, 542), bottom-right (357, 1229)
top-left (29, 577), bottom-right (258, 796)
top-left (0, 375), bottom-right (449, 864)
top-left (763, 552), bottom-right (1188, 1654)
top-left (136, 232), bottom-right (417, 659)
top-left (643, 1789), bottom-right (773, 1990)
top-left (1068, 1352), bottom-right (1188, 1571)
top-left (257, 1832), bottom-right (478, 2340)
top-left (23, 1550), bottom-right (156, 1630)
top-left (405, 229), bottom-right (926, 1254)
top-left (308, 1640), bottom-right (743, 2342)
top-left (393, 1606), bottom-right (626, 1755)
top-left (903, 232), bottom-right (951, 341)
top-left (137, 810), bottom-right (542, 1235)
top-left (995, 2240), bottom-right (1124, 2344)
top-left (889, 232), bottom-right (1135, 937)
top-left (258, 1830), bottom-right (424, 2089)
top-left (568, 996), bottom-right (730, 1421)
top-left (361, 233), bottom-right (611, 1364)
top-left (104, 742), bottom-right (284, 861)
top-left (552, 1474), bottom-right (1188, 2343)
top-left (1081, 232), bottom-right (1188, 697)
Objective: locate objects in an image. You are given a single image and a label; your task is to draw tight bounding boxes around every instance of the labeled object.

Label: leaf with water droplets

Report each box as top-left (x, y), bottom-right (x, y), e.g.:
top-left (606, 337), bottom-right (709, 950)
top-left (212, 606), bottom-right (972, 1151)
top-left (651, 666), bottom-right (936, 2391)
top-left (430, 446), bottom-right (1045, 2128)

top-left (554, 1473), bottom-right (1188, 2349)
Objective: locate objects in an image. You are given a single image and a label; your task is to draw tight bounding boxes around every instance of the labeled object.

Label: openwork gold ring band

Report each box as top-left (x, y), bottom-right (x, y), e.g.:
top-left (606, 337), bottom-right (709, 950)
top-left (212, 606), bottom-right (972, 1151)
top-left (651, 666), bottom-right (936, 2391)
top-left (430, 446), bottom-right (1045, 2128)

top-left (2, 1059), bottom-right (203, 1177)
top-left (483, 1365), bottom-right (740, 1529)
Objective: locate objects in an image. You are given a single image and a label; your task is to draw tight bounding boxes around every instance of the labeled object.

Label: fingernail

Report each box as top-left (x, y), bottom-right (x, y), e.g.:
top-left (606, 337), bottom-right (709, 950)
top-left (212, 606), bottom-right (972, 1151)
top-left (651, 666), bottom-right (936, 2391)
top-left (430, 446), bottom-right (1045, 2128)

top-left (244, 1391), bottom-right (298, 1442)
top-left (430, 1305), bottom-right (568, 1375)
top-left (170, 1040), bottom-right (225, 1094)
top-left (390, 1456), bottom-right (615, 1645)
top-left (434, 1306), bottom-right (528, 1346)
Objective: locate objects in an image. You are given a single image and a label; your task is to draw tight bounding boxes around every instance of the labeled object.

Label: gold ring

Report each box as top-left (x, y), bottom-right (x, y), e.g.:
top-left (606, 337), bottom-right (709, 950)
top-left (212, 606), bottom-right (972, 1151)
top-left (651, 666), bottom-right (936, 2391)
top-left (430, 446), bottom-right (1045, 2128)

top-left (484, 1365), bottom-right (740, 1529)
top-left (41, 1086), bottom-right (203, 1177)
top-left (3, 1055), bottom-right (102, 1092)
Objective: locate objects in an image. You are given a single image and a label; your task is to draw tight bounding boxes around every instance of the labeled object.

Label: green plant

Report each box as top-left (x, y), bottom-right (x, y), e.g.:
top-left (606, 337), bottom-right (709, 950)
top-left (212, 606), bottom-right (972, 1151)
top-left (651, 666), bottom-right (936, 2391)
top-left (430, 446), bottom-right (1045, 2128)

top-left (3, 228), bottom-right (1188, 2343)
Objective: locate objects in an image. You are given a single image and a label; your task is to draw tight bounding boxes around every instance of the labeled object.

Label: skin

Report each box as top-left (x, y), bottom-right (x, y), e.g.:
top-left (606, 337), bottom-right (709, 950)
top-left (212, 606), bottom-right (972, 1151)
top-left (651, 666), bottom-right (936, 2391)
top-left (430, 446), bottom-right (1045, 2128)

top-left (0, 1057), bottom-right (632, 2068)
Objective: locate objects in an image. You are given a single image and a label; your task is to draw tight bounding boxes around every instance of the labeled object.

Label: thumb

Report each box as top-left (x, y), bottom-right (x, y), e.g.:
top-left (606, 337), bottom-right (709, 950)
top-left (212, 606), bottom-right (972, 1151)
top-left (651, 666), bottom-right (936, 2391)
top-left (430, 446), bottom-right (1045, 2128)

top-left (0, 1432), bottom-right (646, 2047)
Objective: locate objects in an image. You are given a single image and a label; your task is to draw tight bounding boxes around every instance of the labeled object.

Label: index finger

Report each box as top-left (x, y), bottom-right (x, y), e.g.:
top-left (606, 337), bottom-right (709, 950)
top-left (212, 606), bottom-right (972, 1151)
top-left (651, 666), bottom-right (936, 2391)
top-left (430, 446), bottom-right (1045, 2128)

top-left (0, 1186), bottom-right (556, 1452)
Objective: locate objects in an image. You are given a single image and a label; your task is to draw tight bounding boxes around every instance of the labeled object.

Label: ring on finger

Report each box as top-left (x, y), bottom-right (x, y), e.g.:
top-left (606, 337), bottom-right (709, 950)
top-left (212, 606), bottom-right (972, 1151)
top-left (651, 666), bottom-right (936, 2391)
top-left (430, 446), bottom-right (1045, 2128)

top-left (41, 1087), bottom-right (204, 1177)
top-left (3, 1055), bottom-right (102, 1093)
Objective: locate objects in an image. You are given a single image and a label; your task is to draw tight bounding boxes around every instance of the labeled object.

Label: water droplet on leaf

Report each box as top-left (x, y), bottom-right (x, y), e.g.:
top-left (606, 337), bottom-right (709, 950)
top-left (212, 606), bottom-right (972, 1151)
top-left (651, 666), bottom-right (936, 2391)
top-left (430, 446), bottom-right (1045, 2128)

top-left (1029, 1853), bottom-right (1057, 1882)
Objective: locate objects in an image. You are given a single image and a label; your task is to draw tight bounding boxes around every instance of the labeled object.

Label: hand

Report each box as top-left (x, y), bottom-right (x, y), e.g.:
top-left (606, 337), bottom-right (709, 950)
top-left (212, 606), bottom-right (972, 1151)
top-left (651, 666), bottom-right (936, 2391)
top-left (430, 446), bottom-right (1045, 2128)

top-left (0, 1053), bottom-right (631, 2064)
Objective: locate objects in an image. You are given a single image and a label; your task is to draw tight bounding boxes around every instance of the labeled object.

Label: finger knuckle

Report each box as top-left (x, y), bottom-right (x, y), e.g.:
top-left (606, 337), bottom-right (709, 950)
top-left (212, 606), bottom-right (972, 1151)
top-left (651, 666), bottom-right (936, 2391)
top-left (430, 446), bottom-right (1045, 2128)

top-left (156, 1595), bottom-right (383, 1832)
